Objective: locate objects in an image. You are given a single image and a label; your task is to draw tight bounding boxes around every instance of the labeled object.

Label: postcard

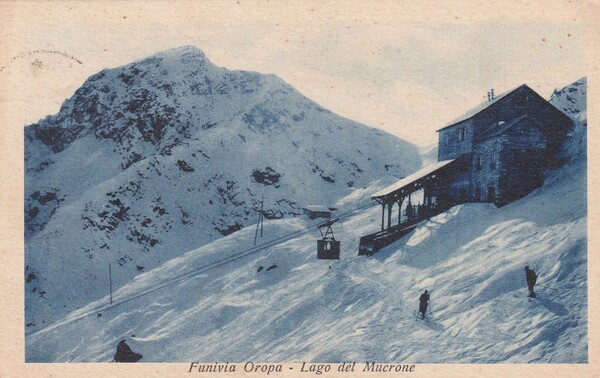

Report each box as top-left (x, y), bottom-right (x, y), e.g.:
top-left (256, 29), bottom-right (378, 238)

top-left (1, 0), bottom-right (598, 376)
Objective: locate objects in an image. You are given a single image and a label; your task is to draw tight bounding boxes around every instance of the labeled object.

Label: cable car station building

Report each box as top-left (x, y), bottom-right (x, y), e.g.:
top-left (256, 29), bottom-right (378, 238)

top-left (359, 84), bottom-right (572, 256)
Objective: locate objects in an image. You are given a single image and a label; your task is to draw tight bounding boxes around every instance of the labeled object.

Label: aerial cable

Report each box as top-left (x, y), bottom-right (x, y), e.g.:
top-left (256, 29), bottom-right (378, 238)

top-left (28, 202), bottom-right (378, 335)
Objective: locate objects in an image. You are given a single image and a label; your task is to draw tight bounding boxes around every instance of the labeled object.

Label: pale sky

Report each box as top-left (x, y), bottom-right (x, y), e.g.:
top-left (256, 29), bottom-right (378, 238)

top-left (1, 2), bottom-right (588, 147)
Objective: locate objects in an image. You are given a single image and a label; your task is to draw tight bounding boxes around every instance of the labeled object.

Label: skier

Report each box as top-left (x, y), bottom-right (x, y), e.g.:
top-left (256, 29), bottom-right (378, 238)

top-left (419, 290), bottom-right (430, 319)
top-left (113, 339), bottom-right (143, 362)
top-left (525, 266), bottom-right (537, 298)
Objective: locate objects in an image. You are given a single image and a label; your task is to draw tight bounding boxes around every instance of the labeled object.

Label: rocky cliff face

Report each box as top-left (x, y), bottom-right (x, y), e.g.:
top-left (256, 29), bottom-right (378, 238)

top-left (24, 46), bottom-right (421, 328)
top-left (549, 77), bottom-right (587, 119)
top-left (549, 77), bottom-right (586, 161)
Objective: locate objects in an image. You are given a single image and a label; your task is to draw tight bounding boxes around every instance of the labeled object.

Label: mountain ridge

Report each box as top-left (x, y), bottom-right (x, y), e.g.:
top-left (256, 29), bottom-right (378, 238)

top-left (24, 46), bottom-right (421, 329)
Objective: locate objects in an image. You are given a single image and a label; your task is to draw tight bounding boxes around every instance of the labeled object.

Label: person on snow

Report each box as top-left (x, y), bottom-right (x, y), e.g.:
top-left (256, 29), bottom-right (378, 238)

top-left (113, 339), bottom-right (143, 362)
top-left (525, 266), bottom-right (537, 298)
top-left (419, 290), bottom-right (430, 319)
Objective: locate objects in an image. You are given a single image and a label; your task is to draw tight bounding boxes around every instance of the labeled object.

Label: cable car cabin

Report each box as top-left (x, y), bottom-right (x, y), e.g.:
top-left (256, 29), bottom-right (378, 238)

top-left (318, 238), bottom-right (340, 260)
top-left (317, 219), bottom-right (340, 260)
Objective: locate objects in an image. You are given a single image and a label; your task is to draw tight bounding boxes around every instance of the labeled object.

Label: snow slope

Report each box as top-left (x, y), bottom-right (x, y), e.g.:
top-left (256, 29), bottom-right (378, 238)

top-left (24, 46), bottom-right (421, 330)
top-left (418, 143), bottom-right (438, 167)
top-left (26, 78), bottom-right (587, 362)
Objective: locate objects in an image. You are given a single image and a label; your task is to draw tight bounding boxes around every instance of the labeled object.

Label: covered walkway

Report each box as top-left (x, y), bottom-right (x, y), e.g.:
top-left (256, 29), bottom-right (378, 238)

top-left (359, 159), bottom-right (457, 256)
top-left (372, 159), bottom-right (455, 232)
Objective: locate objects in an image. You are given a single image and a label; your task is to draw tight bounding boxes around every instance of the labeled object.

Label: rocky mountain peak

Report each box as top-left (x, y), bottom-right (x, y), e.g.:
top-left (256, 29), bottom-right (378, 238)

top-left (549, 76), bottom-right (587, 119)
top-left (24, 47), bottom-right (421, 329)
top-left (157, 44), bottom-right (208, 58)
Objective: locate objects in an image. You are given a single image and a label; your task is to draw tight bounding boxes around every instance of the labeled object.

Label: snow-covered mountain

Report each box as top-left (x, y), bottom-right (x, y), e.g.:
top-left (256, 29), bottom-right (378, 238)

top-left (549, 77), bottom-right (587, 162)
top-left (26, 78), bottom-right (586, 362)
top-left (549, 77), bottom-right (587, 119)
top-left (418, 143), bottom-right (438, 166)
top-left (24, 46), bottom-right (421, 330)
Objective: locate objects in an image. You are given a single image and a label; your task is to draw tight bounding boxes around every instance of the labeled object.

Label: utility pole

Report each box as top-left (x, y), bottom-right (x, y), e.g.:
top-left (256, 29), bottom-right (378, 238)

top-left (260, 194), bottom-right (264, 238)
top-left (109, 262), bottom-right (113, 305)
top-left (254, 195), bottom-right (265, 245)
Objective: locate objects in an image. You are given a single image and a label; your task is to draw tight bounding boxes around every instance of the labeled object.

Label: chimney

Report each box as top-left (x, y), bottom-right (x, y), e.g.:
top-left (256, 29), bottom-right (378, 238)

top-left (487, 91), bottom-right (491, 102)
top-left (490, 88), bottom-right (495, 100)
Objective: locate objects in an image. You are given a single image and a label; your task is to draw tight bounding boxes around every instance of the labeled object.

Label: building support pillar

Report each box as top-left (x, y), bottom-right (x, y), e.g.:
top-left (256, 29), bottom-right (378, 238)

top-left (380, 203), bottom-right (385, 231)
top-left (397, 197), bottom-right (405, 225)
top-left (387, 200), bottom-right (393, 230)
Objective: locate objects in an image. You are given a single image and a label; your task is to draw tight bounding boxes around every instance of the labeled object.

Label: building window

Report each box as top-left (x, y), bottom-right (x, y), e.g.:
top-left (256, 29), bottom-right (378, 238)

top-left (475, 155), bottom-right (482, 170)
top-left (490, 151), bottom-right (497, 170)
top-left (458, 127), bottom-right (466, 141)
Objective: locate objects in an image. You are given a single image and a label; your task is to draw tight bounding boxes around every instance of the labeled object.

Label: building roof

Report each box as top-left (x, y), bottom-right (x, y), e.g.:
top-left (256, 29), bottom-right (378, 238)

top-left (372, 159), bottom-right (456, 199)
top-left (303, 205), bottom-right (331, 213)
top-left (476, 115), bottom-right (527, 140)
top-left (437, 85), bottom-right (525, 132)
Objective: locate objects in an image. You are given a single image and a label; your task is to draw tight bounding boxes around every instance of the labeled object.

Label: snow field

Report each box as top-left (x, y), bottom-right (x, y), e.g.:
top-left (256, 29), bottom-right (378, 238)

top-left (27, 152), bottom-right (586, 362)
